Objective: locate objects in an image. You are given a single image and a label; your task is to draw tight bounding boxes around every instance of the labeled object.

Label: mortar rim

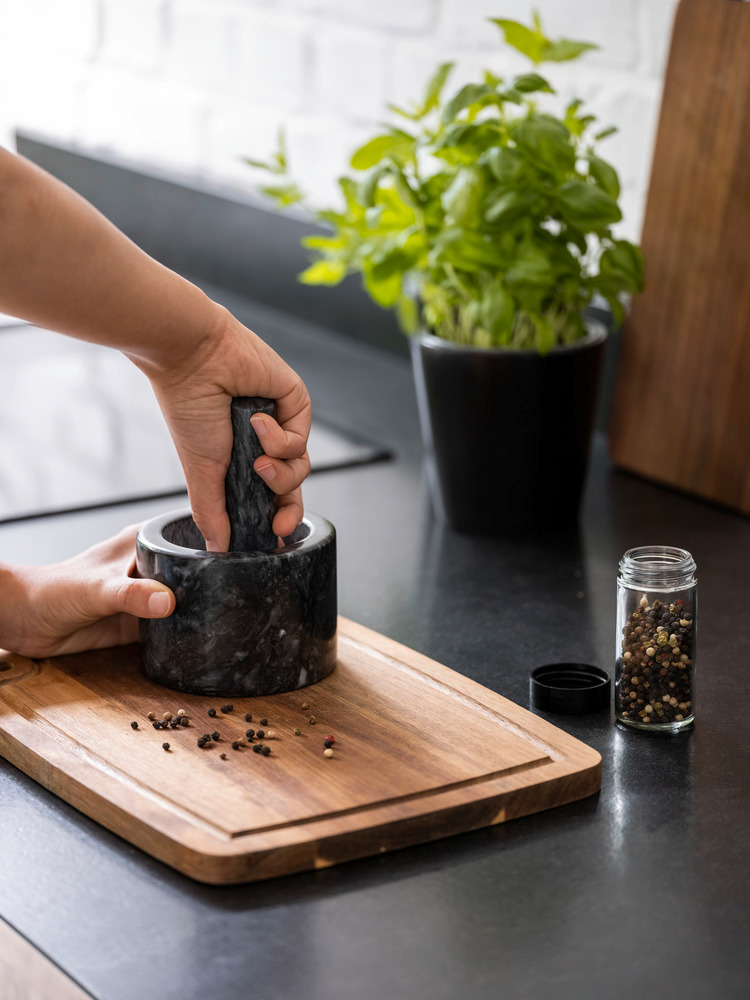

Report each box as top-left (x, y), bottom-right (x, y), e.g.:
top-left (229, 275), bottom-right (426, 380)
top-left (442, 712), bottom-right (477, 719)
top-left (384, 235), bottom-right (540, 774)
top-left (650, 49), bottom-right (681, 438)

top-left (136, 507), bottom-right (334, 560)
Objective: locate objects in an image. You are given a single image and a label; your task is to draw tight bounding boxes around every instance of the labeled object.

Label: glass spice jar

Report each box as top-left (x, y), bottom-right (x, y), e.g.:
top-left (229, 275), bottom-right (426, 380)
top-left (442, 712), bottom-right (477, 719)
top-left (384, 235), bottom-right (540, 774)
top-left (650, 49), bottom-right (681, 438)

top-left (616, 546), bottom-right (697, 732)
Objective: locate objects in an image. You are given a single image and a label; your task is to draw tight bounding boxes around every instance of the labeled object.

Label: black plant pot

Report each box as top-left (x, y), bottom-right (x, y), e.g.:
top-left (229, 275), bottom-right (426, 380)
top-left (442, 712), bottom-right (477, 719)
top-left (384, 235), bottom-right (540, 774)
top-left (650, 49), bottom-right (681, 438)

top-left (410, 321), bottom-right (607, 535)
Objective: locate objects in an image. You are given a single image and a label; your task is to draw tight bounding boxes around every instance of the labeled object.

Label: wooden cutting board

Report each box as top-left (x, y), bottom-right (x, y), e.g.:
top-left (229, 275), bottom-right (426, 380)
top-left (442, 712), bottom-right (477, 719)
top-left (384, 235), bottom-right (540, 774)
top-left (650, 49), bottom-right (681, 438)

top-left (0, 618), bottom-right (601, 884)
top-left (609, 0), bottom-right (750, 513)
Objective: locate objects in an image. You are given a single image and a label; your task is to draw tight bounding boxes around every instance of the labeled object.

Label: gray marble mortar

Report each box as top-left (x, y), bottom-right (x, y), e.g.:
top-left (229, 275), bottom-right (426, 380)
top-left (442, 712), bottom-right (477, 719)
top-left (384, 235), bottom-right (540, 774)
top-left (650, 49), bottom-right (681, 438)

top-left (135, 397), bottom-right (337, 697)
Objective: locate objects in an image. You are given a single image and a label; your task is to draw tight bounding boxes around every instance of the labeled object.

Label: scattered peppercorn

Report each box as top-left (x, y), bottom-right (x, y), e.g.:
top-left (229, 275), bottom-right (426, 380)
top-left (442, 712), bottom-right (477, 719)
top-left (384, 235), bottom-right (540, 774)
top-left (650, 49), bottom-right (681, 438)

top-left (152, 721), bottom-right (161, 730)
top-left (259, 718), bottom-right (268, 727)
top-left (293, 728), bottom-right (301, 736)
top-left (207, 708), bottom-right (217, 718)
top-left (219, 752), bottom-right (227, 760)
top-left (170, 720), bottom-right (180, 729)
top-left (231, 741), bottom-right (241, 750)
top-left (162, 743), bottom-right (170, 751)
top-left (130, 721), bottom-right (139, 730)
top-left (220, 704), bottom-right (233, 714)
top-left (244, 713), bottom-right (253, 723)
top-left (180, 716), bottom-right (189, 727)
top-left (252, 744), bottom-right (262, 754)
top-left (211, 731), bottom-right (220, 741)
top-left (147, 712), bottom-right (156, 721)
top-left (162, 712), bottom-right (172, 721)
top-left (309, 716), bottom-right (317, 725)
top-left (301, 702), bottom-right (309, 710)
top-left (324, 748), bottom-right (334, 758)
top-left (266, 730), bottom-right (276, 739)
top-left (177, 709), bottom-right (186, 717)
top-left (246, 729), bottom-right (255, 740)
top-left (323, 739), bottom-right (333, 748)
top-left (261, 745), bottom-right (271, 756)
top-left (256, 730), bottom-right (265, 739)
top-left (325, 735), bottom-right (336, 745)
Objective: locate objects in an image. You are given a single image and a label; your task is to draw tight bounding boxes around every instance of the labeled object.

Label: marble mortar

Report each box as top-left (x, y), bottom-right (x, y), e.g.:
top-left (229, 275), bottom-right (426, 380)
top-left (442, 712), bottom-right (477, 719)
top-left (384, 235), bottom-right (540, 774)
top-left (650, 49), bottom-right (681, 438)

top-left (136, 397), bottom-right (337, 696)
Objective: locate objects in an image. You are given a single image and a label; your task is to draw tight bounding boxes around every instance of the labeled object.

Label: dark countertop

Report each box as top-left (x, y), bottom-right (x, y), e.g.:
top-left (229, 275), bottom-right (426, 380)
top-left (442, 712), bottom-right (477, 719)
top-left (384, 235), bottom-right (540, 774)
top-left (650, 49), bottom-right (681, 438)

top-left (1, 288), bottom-right (749, 1000)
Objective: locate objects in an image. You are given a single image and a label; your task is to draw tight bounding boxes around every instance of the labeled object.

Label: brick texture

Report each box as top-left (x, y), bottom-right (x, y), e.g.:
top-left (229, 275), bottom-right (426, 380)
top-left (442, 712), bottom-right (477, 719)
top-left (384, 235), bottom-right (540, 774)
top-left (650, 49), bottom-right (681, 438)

top-left (0, 0), bottom-right (681, 241)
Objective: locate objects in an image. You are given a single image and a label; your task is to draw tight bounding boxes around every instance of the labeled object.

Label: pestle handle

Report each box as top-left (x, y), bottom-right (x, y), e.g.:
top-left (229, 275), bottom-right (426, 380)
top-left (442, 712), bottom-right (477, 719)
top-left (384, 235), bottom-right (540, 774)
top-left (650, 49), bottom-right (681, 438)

top-left (225, 396), bottom-right (278, 552)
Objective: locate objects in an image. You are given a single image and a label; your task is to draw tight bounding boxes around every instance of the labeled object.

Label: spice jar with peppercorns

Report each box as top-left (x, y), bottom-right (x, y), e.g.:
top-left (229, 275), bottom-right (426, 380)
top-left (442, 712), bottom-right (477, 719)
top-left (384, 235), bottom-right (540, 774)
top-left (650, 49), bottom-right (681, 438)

top-left (616, 546), bottom-right (697, 732)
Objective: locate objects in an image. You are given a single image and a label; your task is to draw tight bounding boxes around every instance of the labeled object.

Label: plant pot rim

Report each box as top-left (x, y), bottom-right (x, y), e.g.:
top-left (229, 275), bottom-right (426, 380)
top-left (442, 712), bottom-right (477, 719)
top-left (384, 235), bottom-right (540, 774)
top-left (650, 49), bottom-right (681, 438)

top-left (412, 317), bottom-right (607, 356)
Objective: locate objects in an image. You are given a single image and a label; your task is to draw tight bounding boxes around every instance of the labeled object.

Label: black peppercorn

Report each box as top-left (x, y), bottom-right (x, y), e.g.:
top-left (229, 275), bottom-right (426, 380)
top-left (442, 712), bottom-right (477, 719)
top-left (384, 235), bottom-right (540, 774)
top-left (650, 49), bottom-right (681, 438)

top-left (253, 744), bottom-right (262, 754)
top-left (130, 721), bottom-right (138, 730)
top-left (207, 707), bottom-right (217, 717)
top-left (221, 704), bottom-right (233, 714)
top-left (246, 729), bottom-right (255, 740)
top-left (152, 721), bottom-right (161, 730)
top-left (211, 731), bottom-right (220, 741)
top-left (220, 753), bottom-right (227, 760)
top-left (162, 742), bottom-right (170, 751)
top-left (245, 713), bottom-right (253, 723)
top-left (256, 730), bottom-right (265, 739)
top-left (259, 718), bottom-right (268, 726)
top-left (261, 745), bottom-right (271, 756)
top-left (323, 739), bottom-right (333, 748)
top-left (231, 741), bottom-right (241, 750)
top-left (180, 716), bottom-right (189, 727)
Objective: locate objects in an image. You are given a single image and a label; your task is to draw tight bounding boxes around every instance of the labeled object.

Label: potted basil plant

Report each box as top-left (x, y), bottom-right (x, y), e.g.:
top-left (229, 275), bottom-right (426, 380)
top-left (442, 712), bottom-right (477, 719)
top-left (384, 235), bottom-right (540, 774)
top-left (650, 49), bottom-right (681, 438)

top-left (247, 11), bottom-right (644, 534)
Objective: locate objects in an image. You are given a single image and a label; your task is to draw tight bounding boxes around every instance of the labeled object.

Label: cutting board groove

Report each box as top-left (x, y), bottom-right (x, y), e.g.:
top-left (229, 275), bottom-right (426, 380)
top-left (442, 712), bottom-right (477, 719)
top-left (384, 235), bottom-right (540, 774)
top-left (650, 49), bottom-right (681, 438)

top-left (0, 618), bottom-right (600, 883)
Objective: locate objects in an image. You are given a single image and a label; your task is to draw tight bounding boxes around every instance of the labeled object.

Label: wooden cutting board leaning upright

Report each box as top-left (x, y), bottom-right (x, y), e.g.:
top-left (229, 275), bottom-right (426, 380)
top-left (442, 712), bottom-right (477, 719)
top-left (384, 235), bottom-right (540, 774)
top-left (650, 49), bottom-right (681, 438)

top-left (0, 618), bottom-right (601, 884)
top-left (609, 0), bottom-right (750, 513)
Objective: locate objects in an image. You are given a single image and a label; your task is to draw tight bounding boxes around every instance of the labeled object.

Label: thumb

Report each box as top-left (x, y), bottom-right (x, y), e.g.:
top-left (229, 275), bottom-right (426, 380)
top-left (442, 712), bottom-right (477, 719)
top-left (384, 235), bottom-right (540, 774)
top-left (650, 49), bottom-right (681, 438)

top-left (97, 578), bottom-right (175, 620)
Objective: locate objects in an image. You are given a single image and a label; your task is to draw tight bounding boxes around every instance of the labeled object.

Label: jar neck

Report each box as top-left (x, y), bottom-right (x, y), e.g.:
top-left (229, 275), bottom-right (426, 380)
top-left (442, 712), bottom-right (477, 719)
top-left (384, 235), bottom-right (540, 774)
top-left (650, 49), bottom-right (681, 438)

top-left (619, 546), bottom-right (696, 590)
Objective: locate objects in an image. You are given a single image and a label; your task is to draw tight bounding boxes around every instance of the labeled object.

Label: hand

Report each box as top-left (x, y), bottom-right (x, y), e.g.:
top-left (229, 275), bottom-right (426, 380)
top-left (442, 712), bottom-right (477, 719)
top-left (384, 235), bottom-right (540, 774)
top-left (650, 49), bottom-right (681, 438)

top-left (0, 525), bottom-right (175, 658)
top-left (142, 308), bottom-right (311, 552)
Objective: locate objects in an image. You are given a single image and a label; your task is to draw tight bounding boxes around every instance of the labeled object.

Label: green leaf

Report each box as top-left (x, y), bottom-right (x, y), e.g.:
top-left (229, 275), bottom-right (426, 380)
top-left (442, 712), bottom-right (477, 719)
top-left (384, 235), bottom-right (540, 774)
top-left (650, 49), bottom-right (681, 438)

top-left (543, 38), bottom-right (598, 62)
top-left (587, 154), bottom-right (620, 198)
top-left (396, 293), bottom-right (419, 333)
top-left (510, 114), bottom-right (576, 173)
top-left (505, 242), bottom-right (553, 291)
top-left (484, 146), bottom-right (525, 187)
top-left (363, 262), bottom-right (402, 307)
top-left (350, 132), bottom-right (415, 170)
top-left (510, 72), bottom-right (555, 94)
top-left (484, 190), bottom-right (537, 226)
top-left (432, 122), bottom-right (504, 161)
top-left (299, 259), bottom-right (347, 286)
top-left (258, 183), bottom-right (305, 207)
top-left (490, 18), bottom-right (548, 64)
top-left (423, 61), bottom-right (455, 114)
top-left (594, 125), bottom-right (618, 141)
top-left (480, 279), bottom-right (515, 344)
top-left (599, 240), bottom-right (644, 292)
top-left (557, 179), bottom-right (622, 229)
top-left (242, 156), bottom-right (279, 173)
top-left (429, 228), bottom-right (509, 272)
top-left (442, 83), bottom-right (495, 122)
top-left (441, 165), bottom-right (486, 227)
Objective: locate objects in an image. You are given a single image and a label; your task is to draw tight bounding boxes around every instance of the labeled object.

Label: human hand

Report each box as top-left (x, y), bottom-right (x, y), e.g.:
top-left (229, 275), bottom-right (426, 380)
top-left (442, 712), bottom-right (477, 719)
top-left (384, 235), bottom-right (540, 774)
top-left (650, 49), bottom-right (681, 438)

top-left (141, 308), bottom-right (311, 552)
top-left (0, 525), bottom-right (174, 658)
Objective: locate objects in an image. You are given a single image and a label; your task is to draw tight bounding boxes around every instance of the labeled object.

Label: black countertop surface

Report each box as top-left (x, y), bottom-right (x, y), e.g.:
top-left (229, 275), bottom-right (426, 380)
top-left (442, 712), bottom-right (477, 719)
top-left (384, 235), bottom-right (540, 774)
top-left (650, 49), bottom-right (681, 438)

top-left (1, 289), bottom-right (749, 1000)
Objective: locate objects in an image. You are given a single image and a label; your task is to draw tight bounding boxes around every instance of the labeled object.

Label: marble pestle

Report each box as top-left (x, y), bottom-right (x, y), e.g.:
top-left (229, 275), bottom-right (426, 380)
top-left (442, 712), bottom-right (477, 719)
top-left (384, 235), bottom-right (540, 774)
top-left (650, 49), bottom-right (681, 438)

top-left (225, 396), bottom-right (278, 553)
top-left (135, 396), bottom-right (337, 697)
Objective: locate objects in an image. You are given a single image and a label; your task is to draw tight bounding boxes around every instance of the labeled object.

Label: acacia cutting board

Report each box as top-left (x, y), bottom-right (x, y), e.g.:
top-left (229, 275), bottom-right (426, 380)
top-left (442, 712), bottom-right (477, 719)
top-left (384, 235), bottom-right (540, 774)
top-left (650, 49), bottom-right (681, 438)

top-left (0, 618), bottom-right (600, 884)
top-left (609, 0), bottom-right (750, 512)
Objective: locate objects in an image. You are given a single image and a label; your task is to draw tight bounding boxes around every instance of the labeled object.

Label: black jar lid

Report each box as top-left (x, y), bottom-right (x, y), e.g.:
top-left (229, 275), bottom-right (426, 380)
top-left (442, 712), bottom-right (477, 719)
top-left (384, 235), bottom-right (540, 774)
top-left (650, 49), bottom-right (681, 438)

top-left (530, 663), bottom-right (611, 714)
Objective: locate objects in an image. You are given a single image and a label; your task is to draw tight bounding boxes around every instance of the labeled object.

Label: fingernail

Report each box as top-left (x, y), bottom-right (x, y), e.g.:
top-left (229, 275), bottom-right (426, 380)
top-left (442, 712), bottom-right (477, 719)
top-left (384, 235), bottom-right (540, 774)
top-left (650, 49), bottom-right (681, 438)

top-left (148, 592), bottom-right (171, 616)
top-left (251, 416), bottom-right (267, 437)
top-left (256, 463), bottom-right (276, 481)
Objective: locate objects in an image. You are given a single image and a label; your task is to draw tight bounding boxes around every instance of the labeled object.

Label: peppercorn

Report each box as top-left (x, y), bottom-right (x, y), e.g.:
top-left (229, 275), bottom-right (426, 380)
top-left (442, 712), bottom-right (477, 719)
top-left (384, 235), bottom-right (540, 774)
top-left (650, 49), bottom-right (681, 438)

top-left (177, 709), bottom-right (186, 717)
top-left (147, 712), bottom-right (156, 721)
top-left (220, 704), bottom-right (233, 714)
top-left (180, 716), bottom-right (189, 727)
top-left (207, 708), bottom-right (217, 717)
top-left (170, 720), bottom-right (180, 729)
top-left (294, 728), bottom-right (301, 736)
top-left (261, 745), bottom-right (271, 756)
top-left (246, 729), bottom-right (255, 740)
top-left (259, 718), bottom-right (268, 727)
top-left (323, 739), bottom-right (333, 748)
top-left (220, 752), bottom-right (227, 760)
top-left (309, 716), bottom-right (317, 725)
top-left (256, 730), bottom-right (265, 739)
top-left (152, 721), bottom-right (161, 730)
top-left (211, 731), bottom-right (220, 741)
top-left (324, 748), bottom-right (334, 758)
top-left (231, 741), bottom-right (241, 750)
top-left (325, 735), bottom-right (335, 744)
top-left (252, 744), bottom-right (262, 753)
top-left (130, 721), bottom-right (139, 730)
top-left (301, 702), bottom-right (309, 710)
top-left (266, 730), bottom-right (276, 739)
top-left (162, 712), bottom-right (172, 721)
top-left (244, 714), bottom-right (253, 723)
top-left (162, 743), bottom-right (170, 751)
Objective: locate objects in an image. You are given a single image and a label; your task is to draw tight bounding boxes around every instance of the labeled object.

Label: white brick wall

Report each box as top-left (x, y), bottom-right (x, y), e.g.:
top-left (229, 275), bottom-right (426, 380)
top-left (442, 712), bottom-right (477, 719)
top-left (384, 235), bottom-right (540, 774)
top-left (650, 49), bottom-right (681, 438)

top-left (0, 0), bottom-right (681, 240)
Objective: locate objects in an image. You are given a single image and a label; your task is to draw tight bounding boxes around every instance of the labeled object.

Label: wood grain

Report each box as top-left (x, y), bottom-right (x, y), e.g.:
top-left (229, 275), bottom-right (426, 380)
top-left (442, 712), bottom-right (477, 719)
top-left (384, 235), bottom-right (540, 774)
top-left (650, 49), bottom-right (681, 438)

top-left (0, 618), bottom-right (601, 884)
top-left (609, 0), bottom-right (750, 513)
top-left (0, 918), bottom-right (92, 1000)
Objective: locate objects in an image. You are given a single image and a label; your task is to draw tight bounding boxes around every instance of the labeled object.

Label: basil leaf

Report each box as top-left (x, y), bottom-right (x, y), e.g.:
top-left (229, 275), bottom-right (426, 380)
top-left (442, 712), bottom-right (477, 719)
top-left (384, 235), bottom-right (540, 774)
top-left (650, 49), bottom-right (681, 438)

top-left (442, 83), bottom-right (496, 122)
top-left (510, 72), bottom-right (555, 94)
top-left (511, 114), bottom-right (576, 173)
top-left (299, 260), bottom-right (347, 285)
top-left (588, 155), bottom-right (620, 199)
top-left (490, 18), bottom-right (548, 64)
top-left (350, 133), bottom-right (415, 170)
top-left (543, 39), bottom-right (598, 62)
top-left (557, 180), bottom-right (622, 229)
top-left (441, 166), bottom-right (486, 227)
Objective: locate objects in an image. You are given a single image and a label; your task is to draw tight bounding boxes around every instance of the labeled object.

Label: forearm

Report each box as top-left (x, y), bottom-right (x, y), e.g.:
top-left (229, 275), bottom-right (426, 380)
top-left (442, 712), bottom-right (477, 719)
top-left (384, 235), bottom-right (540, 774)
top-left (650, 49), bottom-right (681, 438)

top-left (0, 147), bottom-right (221, 375)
